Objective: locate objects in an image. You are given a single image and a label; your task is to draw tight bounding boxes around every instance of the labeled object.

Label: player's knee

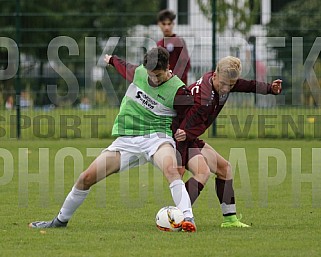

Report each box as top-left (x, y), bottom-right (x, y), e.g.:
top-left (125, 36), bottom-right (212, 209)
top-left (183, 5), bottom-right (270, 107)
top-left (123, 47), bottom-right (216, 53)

top-left (217, 161), bottom-right (232, 180)
top-left (205, 168), bottom-right (212, 180)
top-left (225, 161), bottom-right (232, 178)
top-left (163, 165), bottom-right (181, 181)
top-left (202, 167), bottom-right (211, 184)
top-left (77, 171), bottom-right (96, 189)
top-left (199, 166), bottom-right (211, 179)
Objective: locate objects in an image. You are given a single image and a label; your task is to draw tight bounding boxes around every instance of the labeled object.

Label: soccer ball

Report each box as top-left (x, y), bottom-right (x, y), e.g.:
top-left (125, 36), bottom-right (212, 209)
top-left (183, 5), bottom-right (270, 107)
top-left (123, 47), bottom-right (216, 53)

top-left (155, 206), bottom-right (184, 232)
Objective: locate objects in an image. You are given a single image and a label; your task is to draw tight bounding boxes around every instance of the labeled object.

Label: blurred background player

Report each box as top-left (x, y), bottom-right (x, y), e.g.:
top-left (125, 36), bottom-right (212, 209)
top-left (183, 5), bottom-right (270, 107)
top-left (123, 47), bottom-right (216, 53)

top-left (157, 9), bottom-right (190, 85)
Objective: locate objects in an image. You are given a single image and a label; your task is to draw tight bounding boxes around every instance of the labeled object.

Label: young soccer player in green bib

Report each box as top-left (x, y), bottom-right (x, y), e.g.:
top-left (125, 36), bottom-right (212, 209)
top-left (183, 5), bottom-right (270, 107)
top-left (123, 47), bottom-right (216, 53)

top-left (29, 47), bottom-right (197, 232)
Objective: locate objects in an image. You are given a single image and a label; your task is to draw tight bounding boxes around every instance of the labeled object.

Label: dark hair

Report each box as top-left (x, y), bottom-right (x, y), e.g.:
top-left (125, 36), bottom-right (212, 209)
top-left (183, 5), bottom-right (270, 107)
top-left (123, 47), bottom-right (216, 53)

top-left (143, 47), bottom-right (169, 71)
top-left (157, 9), bottom-right (176, 22)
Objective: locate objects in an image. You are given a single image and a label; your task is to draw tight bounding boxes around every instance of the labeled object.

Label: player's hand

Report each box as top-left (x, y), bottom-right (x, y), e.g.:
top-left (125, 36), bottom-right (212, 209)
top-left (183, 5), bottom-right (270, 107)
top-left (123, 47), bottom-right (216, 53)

top-left (104, 54), bottom-right (112, 65)
top-left (271, 79), bottom-right (282, 94)
top-left (174, 129), bottom-right (186, 141)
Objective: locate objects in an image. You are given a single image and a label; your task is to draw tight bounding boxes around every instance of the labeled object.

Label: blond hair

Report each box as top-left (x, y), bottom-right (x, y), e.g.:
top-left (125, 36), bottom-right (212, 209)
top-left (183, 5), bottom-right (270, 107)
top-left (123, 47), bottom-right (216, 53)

top-left (215, 56), bottom-right (242, 82)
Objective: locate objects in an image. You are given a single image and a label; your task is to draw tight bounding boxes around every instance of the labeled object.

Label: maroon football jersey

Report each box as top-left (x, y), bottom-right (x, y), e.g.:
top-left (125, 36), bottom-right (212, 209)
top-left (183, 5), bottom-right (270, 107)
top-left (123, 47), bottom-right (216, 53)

top-left (173, 71), bottom-right (275, 141)
top-left (157, 34), bottom-right (191, 85)
top-left (172, 71), bottom-right (276, 165)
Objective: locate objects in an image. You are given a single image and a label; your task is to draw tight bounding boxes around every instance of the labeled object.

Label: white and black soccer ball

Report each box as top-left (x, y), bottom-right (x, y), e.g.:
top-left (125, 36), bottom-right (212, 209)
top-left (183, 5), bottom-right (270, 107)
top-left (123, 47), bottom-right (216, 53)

top-left (155, 206), bottom-right (184, 232)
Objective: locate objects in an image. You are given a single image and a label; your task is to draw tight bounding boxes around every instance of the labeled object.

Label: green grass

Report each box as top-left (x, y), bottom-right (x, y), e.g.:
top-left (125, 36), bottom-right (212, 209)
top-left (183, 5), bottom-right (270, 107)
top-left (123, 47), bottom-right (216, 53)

top-left (1, 138), bottom-right (321, 257)
top-left (1, 106), bottom-right (320, 139)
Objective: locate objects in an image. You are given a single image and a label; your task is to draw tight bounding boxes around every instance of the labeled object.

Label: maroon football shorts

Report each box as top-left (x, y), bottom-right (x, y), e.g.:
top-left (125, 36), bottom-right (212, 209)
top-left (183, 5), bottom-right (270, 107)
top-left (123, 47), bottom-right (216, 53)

top-left (176, 138), bottom-right (206, 174)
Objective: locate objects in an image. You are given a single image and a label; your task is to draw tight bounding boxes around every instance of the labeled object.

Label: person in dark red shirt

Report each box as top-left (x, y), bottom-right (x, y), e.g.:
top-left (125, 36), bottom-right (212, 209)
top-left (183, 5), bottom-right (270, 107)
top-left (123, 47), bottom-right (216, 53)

top-left (157, 9), bottom-right (190, 85)
top-left (173, 56), bottom-right (282, 227)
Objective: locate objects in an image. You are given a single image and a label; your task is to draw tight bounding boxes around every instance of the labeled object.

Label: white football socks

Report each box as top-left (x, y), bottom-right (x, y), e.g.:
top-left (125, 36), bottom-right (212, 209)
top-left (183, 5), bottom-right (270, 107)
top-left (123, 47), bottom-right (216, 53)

top-left (57, 181), bottom-right (193, 222)
top-left (57, 186), bottom-right (90, 222)
top-left (169, 179), bottom-right (193, 219)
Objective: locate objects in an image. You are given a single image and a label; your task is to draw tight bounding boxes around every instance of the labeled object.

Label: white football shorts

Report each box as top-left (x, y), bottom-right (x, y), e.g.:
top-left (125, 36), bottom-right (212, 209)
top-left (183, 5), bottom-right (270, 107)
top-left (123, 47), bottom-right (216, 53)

top-left (103, 132), bottom-right (175, 172)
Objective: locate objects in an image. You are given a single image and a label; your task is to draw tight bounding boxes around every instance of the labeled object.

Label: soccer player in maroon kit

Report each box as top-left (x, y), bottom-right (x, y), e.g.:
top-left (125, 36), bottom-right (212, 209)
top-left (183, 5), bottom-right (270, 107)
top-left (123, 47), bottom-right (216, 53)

top-left (172, 56), bottom-right (282, 227)
top-left (157, 9), bottom-right (190, 85)
top-left (102, 54), bottom-right (282, 228)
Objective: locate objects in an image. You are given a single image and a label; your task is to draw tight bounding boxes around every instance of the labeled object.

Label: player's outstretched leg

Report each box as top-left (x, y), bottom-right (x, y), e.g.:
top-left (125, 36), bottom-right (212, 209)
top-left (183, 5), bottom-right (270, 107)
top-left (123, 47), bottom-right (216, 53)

top-left (28, 185), bottom-right (89, 229)
top-left (29, 151), bottom-right (120, 229)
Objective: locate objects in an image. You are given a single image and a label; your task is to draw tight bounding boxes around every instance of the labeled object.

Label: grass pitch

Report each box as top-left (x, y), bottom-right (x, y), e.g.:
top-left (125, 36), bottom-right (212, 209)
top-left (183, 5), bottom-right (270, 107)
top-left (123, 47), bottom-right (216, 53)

top-left (0, 138), bottom-right (321, 257)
